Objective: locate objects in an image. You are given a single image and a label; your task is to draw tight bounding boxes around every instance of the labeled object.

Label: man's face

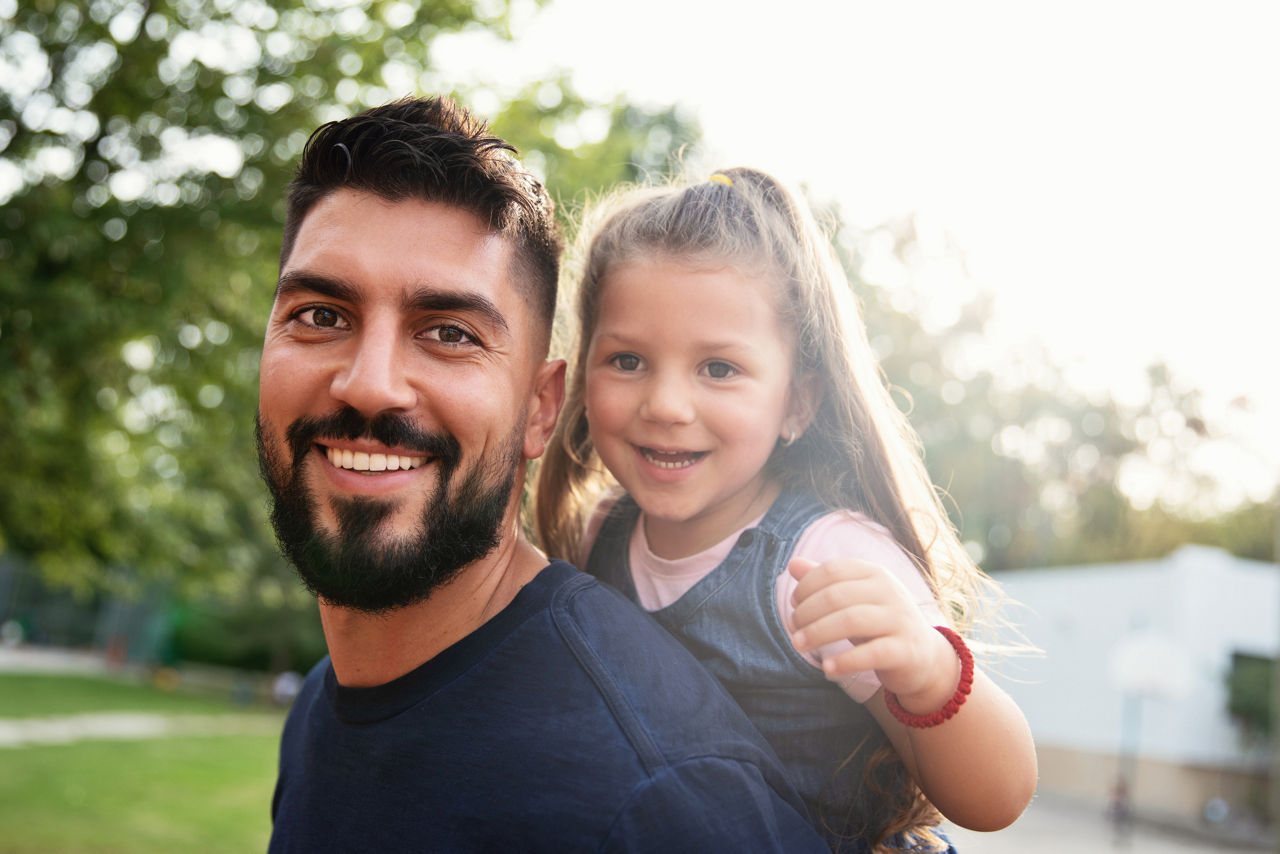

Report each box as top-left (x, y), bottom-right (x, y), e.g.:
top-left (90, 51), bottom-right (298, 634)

top-left (257, 190), bottom-right (561, 612)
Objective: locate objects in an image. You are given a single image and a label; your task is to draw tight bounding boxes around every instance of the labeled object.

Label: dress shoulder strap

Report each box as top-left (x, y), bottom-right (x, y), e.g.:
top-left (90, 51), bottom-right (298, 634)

top-left (582, 494), bottom-right (641, 591)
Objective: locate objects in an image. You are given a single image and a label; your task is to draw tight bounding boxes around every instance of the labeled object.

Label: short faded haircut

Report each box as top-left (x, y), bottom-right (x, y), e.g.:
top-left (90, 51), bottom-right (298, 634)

top-left (280, 96), bottom-right (561, 344)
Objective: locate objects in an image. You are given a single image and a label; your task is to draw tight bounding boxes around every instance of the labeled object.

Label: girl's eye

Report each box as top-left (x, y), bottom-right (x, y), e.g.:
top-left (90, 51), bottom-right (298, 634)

top-left (704, 361), bottom-right (737, 379)
top-left (423, 324), bottom-right (478, 347)
top-left (296, 306), bottom-right (347, 329)
top-left (610, 353), bottom-right (642, 372)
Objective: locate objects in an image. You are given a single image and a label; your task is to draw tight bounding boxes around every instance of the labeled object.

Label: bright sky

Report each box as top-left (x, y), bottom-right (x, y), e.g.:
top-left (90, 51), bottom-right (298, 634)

top-left (434, 0), bottom-right (1280, 508)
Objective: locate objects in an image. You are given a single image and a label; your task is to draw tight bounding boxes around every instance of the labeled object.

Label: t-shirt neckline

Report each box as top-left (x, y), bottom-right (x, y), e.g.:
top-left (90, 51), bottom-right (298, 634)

top-left (323, 561), bottom-right (577, 724)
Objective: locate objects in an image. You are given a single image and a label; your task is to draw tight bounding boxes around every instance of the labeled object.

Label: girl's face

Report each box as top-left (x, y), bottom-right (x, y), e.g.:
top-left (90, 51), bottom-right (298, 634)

top-left (584, 256), bottom-right (810, 559)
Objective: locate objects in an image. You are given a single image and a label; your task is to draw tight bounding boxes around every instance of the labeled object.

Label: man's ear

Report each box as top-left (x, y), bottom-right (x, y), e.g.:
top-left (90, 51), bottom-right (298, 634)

top-left (524, 358), bottom-right (567, 460)
top-left (782, 371), bottom-right (824, 442)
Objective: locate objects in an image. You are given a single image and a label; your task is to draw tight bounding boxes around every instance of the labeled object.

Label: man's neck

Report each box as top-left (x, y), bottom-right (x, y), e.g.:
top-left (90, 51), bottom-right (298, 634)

top-left (317, 532), bottom-right (548, 688)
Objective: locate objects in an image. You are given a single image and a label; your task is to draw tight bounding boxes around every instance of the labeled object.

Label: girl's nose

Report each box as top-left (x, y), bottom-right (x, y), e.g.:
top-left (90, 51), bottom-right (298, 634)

top-left (639, 373), bottom-right (696, 425)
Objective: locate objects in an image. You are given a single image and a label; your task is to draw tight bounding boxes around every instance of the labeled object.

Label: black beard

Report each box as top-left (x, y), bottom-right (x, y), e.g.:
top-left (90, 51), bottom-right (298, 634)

top-left (255, 406), bottom-right (522, 613)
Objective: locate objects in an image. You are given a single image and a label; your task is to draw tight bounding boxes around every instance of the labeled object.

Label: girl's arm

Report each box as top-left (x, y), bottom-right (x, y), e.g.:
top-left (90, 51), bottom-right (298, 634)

top-left (788, 557), bottom-right (1038, 832)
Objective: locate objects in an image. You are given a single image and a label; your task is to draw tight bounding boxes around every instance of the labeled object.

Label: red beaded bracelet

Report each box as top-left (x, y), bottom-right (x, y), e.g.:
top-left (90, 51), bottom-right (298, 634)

top-left (883, 626), bottom-right (974, 728)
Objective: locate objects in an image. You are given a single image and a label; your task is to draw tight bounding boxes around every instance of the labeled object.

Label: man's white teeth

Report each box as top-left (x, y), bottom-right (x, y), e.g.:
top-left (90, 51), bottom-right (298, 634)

top-left (325, 447), bottom-right (427, 472)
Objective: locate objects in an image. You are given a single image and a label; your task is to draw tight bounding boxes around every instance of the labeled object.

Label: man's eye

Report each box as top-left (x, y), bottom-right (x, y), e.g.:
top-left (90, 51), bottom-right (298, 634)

top-left (294, 306), bottom-right (347, 329)
top-left (424, 324), bottom-right (477, 346)
top-left (610, 353), bottom-right (641, 372)
top-left (704, 361), bottom-right (736, 379)
top-left (311, 308), bottom-right (341, 328)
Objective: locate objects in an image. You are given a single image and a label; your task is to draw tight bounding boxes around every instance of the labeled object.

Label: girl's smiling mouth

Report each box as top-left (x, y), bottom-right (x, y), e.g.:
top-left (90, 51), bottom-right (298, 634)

top-left (637, 446), bottom-right (707, 470)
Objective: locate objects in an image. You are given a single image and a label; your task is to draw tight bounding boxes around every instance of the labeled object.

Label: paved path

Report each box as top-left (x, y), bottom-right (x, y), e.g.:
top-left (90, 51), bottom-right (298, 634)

top-left (944, 795), bottom-right (1265, 852)
top-left (0, 645), bottom-right (110, 674)
top-left (0, 712), bottom-right (281, 748)
top-left (0, 645), bottom-right (282, 748)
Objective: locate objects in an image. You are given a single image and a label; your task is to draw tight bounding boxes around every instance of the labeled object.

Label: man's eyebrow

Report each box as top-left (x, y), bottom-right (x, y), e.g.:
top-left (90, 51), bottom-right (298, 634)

top-left (405, 287), bottom-right (510, 336)
top-left (274, 271), bottom-right (359, 304)
top-left (273, 275), bottom-right (511, 336)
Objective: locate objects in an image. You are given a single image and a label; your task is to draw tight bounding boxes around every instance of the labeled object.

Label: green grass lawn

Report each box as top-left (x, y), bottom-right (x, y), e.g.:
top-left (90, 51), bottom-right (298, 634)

top-left (0, 673), bottom-right (260, 718)
top-left (0, 672), bottom-right (285, 854)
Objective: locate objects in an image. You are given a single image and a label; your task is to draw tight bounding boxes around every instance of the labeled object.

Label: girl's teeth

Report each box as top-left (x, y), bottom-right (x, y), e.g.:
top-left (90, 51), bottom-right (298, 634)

top-left (641, 448), bottom-right (702, 469)
top-left (325, 447), bottom-right (427, 472)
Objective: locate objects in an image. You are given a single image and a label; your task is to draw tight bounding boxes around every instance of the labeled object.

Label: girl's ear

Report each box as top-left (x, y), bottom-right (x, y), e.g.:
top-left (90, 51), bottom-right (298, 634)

top-left (782, 371), bottom-right (824, 442)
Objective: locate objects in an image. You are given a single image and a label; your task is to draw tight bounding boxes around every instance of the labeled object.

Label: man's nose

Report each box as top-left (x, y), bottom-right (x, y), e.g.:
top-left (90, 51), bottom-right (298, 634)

top-left (639, 372), bottom-right (696, 425)
top-left (329, 330), bottom-right (417, 415)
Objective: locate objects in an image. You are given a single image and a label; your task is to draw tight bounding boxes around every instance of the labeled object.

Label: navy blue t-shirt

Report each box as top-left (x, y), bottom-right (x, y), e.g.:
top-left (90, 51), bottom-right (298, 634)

top-left (269, 561), bottom-right (829, 852)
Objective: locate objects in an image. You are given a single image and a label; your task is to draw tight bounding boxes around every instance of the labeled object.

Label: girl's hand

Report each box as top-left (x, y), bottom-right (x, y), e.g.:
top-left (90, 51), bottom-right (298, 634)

top-left (787, 557), bottom-right (960, 713)
top-left (788, 559), bottom-right (1039, 831)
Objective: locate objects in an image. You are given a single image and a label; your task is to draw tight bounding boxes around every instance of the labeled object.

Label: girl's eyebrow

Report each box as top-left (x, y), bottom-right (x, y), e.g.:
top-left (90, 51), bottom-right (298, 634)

top-left (595, 328), bottom-right (753, 351)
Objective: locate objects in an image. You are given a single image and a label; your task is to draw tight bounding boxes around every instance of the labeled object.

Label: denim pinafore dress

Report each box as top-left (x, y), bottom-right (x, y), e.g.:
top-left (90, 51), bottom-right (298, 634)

top-left (584, 490), bottom-right (957, 853)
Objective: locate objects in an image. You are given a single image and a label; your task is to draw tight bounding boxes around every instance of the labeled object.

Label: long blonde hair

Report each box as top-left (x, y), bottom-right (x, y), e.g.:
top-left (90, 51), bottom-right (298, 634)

top-left (538, 168), bottom-right (989, 625)
top-left (535, 167), bottom-right (997, 850)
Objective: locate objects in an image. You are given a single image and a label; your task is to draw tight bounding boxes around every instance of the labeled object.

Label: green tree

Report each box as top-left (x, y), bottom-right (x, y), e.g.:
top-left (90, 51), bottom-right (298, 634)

top-left (493, 76), bottom-right (696, 212)
top-left (1, 0), bottom-right (698, 652)
top-left (834, 215), bottom-right (1273, 570)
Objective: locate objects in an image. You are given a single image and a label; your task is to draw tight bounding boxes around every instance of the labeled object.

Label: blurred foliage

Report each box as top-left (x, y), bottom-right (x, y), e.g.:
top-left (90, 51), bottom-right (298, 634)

top-left (834, 215), bottom-right (1276, 572)
top-left (170, 599), bottom-right (329, 672)
top-left (1, 0), bottom-right (1270, 673)
top-left (492, 76), bottom-right (695, 217)
top-left (0, 0), bottom-right (697, 667)
top-left (1227, 652), bottom-right (1271, 740)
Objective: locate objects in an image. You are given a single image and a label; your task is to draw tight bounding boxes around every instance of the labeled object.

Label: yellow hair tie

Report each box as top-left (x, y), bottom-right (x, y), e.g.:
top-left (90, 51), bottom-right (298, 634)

top-left (708, 173), bottom-right (733, 187)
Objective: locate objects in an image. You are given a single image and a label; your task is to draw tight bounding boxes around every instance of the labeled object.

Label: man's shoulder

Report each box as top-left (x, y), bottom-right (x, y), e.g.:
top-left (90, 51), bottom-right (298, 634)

top-left (540, 559), bottom-right (700, 682)
top-left (537, 561), bottom-right (780, 770)
top-left (525, 563), bottom-right (824, 850)
top-left (277, 656), bottom-right (329, 740)
top-left (270, 562), bottom-right (824, 852)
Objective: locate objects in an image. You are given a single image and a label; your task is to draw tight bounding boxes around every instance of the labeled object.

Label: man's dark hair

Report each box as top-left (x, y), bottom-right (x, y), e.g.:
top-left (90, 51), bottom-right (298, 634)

top-left (281, 96), bottom-right (561, 338)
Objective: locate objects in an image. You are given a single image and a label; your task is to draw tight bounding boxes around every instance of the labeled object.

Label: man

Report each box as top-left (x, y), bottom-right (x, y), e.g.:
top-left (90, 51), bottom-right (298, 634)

top-left (258, 97), bottom-right (827, 852)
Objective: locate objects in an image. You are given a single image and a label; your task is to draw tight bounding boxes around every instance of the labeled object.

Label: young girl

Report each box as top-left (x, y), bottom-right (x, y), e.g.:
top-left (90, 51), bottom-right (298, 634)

top-left (536, 168), bottom-right (1036, 852)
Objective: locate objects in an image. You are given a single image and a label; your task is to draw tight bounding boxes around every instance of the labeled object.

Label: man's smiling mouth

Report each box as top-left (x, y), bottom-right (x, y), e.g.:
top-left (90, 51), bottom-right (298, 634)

top-left (323, 445), bottom-right (428, 473)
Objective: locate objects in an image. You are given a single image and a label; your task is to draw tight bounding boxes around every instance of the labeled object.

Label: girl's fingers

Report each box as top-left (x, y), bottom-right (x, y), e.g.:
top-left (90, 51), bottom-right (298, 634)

top-left (791, 604), bottom-right (880, 651)
top-left (816, 636), bottom-right (904, 677)
top-left (789, 558), bottom-right (881, 606)
top-left (791, 580), bottom-right (859, 628)
top-left (790, 603), bottom-right (916, 654)
top-left (787, 556), bottom-right (818, 582)
top-left (816, 627), bottom-right (954, 698)
top-left (790, 576), bottom-right (899, 630)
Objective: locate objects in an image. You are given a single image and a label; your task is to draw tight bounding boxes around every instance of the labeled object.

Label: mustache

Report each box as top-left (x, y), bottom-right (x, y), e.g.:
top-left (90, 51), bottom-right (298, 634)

top-left (284, 407), bottom-right (462, 470)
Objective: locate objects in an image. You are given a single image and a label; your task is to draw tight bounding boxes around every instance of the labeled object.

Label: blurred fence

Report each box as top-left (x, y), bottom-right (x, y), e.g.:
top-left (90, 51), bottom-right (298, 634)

top-left (0, 556), bottom-right (171, 665)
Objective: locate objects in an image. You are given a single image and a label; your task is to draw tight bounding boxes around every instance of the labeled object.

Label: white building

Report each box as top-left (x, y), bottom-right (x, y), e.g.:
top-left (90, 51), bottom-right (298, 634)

top-left (990, 545), bottom-right (1277, 824)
